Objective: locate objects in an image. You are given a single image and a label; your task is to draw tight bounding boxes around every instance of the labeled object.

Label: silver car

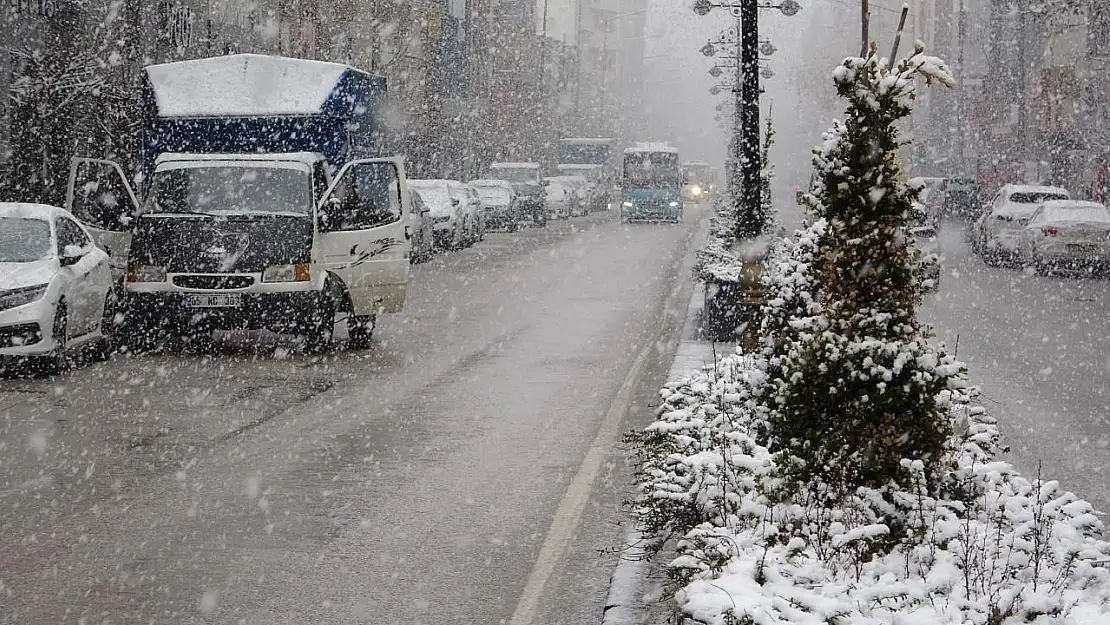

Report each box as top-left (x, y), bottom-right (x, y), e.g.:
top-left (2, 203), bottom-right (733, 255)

top-left (1018, 200), bottom-right (1110, 276)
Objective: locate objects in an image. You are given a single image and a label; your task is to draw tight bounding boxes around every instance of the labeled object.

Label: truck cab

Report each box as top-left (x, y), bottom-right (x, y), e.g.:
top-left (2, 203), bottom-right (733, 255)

top-left (66, 54), bottom-right (408, 352)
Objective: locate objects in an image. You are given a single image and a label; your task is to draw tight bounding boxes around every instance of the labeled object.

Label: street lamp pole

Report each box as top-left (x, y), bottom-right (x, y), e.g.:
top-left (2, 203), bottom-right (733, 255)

top-left (739, 0), bottom-right (760, 237)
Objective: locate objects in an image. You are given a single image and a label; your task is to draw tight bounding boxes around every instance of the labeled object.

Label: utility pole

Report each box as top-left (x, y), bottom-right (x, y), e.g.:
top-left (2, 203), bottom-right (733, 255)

top-left (738, 0), bottom-right (761, 237)
top-left (955, 0), bottom-right (967, 175)
top-left (861, 0), bottom-right (870, 56)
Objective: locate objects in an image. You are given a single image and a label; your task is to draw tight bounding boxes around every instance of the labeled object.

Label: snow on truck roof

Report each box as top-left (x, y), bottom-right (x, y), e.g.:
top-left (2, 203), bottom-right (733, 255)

top-left (145, 54), bottom-right (368, 118)
top-left (490, 162), bottom-right (540, 169)
top-left (155, 152), bottom-right (323, 165)
top-left (625, 143), bottom-right (679, 155)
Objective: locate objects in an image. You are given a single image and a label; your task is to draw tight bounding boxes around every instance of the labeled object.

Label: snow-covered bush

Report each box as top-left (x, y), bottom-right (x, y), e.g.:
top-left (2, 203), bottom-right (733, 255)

top-left (771, 48), bottom-right (961, 501)
top-left (634, 348), bottom-right (1110, 624)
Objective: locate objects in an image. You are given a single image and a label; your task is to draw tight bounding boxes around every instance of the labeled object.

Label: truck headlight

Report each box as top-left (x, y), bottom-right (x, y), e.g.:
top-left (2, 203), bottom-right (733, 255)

top-left (127, 265), bottom-right (167, 283)
top-left (0, 284), bottom-right (48, 312)
top-left (622, 202), bottom-right (633, 208)
top-left (669, 201), bottom-right (680, 208)
top-left (263, 263), bottom-right (311, 283)
top-left (691, 185), bottom-right (702, 196)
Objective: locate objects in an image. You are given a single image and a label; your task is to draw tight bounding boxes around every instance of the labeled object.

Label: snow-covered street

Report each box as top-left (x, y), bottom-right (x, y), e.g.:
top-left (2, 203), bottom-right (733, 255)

top-left (924, 221), bottom-right (1110, 516)
top-left (0, 207), bottom-right (705, 624)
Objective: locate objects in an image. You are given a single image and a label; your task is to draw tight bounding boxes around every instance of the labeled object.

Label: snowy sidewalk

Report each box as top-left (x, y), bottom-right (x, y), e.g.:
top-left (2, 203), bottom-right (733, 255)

top-left (601, 287), bottom-right (735, 625)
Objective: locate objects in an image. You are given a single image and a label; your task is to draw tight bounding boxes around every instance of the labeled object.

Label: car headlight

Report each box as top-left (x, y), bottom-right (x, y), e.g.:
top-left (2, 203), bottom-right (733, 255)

top-left (127, 265), bottom-right (167, 283)
top-left (0, 284), bottom-right (49, 312)
top-left (669, 201), bottom-right (680, 208)
top-left (622, 201), bottom-right (633, 207)
top-left (691, 186), bottom-right (702, 196)
top-left (263, 263), bottom-right (310, 283)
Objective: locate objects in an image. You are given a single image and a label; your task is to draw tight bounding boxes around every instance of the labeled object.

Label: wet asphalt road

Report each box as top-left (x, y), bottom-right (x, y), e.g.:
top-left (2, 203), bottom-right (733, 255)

top-left (923, 222), bottom-right (1110, 518)
top-left (0, 207), bottom-right (705, 624)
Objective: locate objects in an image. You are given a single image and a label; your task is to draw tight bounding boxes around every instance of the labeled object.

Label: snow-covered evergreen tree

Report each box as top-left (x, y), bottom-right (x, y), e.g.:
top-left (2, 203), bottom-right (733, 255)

top-left (771, 46), bottom-right (964, 500)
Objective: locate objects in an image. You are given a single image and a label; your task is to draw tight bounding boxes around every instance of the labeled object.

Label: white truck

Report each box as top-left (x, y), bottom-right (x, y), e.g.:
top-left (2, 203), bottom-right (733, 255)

top-left (66, 54), bottom-right (411, 352)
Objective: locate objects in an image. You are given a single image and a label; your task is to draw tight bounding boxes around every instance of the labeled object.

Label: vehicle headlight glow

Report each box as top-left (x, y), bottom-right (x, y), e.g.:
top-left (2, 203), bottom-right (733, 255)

top-left (691, 185), bottom-right (703, 196)
top-left (669, 201), bottom-right (680, 208)
top-left (622, 201), bottom-right (633, 207)
top-left (127, 265), bottom-right (167, 283)
top-left (263, 263), bottom-right (311, 283)
top-left (0, 284), bottom-right (48, 312)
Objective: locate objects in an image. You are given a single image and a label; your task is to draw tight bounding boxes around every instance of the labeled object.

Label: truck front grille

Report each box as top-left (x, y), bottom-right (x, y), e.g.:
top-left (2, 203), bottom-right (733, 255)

top-left (172, 275), bottom-right (255, 290)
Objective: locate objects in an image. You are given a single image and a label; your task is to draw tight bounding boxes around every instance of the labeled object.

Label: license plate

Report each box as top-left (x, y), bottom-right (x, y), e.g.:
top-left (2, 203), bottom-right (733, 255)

top-left (184, 293), bottom-right (242, 308)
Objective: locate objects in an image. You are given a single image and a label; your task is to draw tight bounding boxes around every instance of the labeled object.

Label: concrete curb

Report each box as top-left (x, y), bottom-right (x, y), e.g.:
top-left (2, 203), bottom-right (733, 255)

top-left (600, 288), bottom-right (728, 625)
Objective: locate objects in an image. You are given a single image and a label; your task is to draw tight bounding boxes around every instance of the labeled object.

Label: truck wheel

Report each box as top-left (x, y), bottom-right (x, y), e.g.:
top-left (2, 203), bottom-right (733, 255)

top-left (348, 314), bottom-right (376, 350)
top-left (304, 296), bottom-right (336, 354)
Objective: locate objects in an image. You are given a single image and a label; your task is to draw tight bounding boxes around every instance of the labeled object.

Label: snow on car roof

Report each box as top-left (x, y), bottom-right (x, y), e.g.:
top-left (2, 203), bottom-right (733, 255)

top-left (0, 202), bottom-right (64, 221)
top-left (1038, 201), bottom-right (1110, 222)
top-left (469, 179), bottom-right (513, 187)
top-left (556, 164), bottom-right (602, 170)
top-left (145, 54), bottom-right (352, 118)
top-left (490, 162), bottom-right (540, 169)
top-left (625, 143), bottom-right (679, 154)
top-left (1003, 184), bottom-right (1070, 197)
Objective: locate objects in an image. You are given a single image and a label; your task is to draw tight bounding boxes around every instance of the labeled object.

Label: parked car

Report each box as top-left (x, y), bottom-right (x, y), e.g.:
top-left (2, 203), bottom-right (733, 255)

top-left (971, 184), bottom-right (1071, 264)
top-left (1017, 200), bottom-right (1110, 275)
top-left (941, 177), bottom-right (982, 222)
top-left (0, 203), bottom-right (115, 374)
top-left (411, 180), bottom-right (466, 250)
top-left (907, 176), bottom-right (945, 227)
top-left (556, 164), bottom-right (609, 211)
top-left (560, 175), bottom-right (591, 217)
top-left (447, 180), bottom-right (483, 245)
top-left (908, 203), bottom-right (941, 291)
top-left (408, 189), bottom-right (434, 263)
top-left (469, 179), bottom-right (520, 232)
top-left (543, 177), bottom-right (577, 220)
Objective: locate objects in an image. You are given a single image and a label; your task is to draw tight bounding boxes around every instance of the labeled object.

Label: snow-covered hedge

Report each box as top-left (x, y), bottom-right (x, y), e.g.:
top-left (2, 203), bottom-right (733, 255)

top-left (629, 226), bottom-right (1110, 625)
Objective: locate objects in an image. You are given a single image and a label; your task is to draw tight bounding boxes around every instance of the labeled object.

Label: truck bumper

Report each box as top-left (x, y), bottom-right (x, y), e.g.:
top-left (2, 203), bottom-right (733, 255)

top-left (124, 290), bottom-right (326, 335)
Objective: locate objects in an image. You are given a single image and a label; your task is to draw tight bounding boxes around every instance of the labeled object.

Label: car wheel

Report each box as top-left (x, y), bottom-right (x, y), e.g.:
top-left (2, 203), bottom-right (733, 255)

top-left (42, 301), bottom-right (68, 376)
top-left (92, 291), bottom-right (116, 362)
top-left (348, 314), bottom-right (376, 350)
top-left (304, 294), bottom-right (336, 354)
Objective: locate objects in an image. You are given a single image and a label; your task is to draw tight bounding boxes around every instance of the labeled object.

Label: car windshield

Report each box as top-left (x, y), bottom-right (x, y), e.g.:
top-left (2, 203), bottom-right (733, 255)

top-left (1008, 192), bottom-right (1068, 204)
top-left (490, 168), bottom-right (539, 184)
top-left (145, 165), bottom-right (311, 216)
top-left (0, 217), bottom-right (52, 262)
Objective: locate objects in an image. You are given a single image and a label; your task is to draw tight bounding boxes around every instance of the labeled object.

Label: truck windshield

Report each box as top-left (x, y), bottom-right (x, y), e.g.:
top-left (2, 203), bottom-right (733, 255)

top-left (624, 153), bottom-right (680, 187)
top-left (145, 165), bottom-right (311, 216)
top-left (490, 168), bottom-right (539, 185)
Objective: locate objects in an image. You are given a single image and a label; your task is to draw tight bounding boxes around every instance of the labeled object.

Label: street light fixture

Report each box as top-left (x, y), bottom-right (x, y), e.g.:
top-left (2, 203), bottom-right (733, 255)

top-left (701, 43), bottom-right (717, 57)
top-left (709, 66), bottom-right (723, 78)
top-left (760, 67), bottom-right (775, 79)
top-left (692, 0), bottom-right (800, 240)
top-left (759, 41), bottom-right (777, 56)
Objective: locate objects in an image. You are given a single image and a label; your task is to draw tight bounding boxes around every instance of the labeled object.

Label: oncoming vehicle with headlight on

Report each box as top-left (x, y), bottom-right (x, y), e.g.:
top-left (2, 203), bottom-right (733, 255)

top-left (0, 203), bottom-right (115, 374)
top-left (620, 143), bottom-right (683, 223)
top-left (682, 160), bottom-right (712, 202)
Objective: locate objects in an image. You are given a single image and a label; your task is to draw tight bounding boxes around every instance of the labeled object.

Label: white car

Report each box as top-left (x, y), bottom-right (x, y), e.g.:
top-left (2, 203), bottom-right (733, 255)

top-left (447, 180), bottom-right (484, 244)
top-left (560, 175), bottom-right (591, 217)
top-left (469, 179), bottom-right (520, 232)
top-left (543, 177), bottom-right (574, 219)
top-left (973, 184), bottom-right (1070, 264)
top-left (408, 189), bottom-right (434, 263)
top-left (0, 203), bottom-right (115, 373)
top-left (411, 180), bottom-right (466, 250)
top-left (1017, 200), bottom-right (1110, 275)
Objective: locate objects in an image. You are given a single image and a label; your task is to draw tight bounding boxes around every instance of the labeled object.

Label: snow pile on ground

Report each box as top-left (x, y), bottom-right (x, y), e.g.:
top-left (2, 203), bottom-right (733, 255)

top-left (631, 227), bottom-right (1110, 625)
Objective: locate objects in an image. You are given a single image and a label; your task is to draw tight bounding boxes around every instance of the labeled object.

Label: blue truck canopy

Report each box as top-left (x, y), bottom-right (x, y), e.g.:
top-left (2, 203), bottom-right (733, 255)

top-left (140, 54), bottom-right (387, 187)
